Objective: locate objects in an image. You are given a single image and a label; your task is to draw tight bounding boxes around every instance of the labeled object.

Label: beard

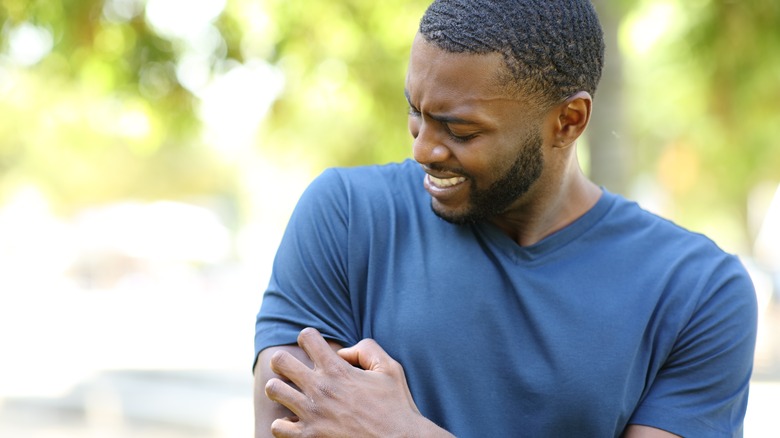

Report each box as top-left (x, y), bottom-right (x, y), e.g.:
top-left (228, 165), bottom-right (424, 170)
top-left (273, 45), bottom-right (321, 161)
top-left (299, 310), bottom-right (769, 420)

top-left (431, 132), bottom-right (544, 225)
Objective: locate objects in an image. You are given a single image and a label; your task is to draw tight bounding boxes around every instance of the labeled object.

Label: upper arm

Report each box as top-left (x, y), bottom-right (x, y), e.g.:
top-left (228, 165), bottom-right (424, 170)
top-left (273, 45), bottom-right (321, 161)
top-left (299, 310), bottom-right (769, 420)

top-left (253, 171), bottom-right (356, 436)
top-left (254, 169), bottom-right (357, 358)
top-left (629, 256), bottom-right (757, 435)
top-left (623, 425), bottom-right (681, 438)
top-left (253, 342), bottom-right (343, 438)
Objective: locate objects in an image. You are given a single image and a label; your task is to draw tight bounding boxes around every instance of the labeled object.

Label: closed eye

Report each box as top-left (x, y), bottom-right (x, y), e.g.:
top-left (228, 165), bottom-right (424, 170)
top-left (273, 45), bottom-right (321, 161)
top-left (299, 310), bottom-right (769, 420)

top-left (445, 128), bottom-right (477, 143)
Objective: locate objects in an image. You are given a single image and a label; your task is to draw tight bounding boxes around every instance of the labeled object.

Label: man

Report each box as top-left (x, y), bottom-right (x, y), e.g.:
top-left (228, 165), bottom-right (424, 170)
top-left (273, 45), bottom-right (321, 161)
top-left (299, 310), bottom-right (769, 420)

top-left (253, 0), bottom-right (757, 436)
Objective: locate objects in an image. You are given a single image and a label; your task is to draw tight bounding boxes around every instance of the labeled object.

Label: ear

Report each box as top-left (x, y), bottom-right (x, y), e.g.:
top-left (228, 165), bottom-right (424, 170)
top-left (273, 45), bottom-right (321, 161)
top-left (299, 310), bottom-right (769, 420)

top-left (551, 91), bottom-right (592, 148)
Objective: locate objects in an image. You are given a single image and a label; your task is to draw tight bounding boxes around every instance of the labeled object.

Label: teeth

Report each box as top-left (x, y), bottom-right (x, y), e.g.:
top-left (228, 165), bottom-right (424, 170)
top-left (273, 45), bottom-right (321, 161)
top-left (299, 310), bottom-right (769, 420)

top-left (429, 175), bottom-right (466, 188)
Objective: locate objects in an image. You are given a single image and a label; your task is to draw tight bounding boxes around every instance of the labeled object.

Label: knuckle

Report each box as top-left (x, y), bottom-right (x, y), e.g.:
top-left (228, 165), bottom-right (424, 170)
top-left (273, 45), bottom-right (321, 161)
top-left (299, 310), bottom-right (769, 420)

top-left (314, 381), bottom-right (338, 400)
top-left (323, 358), bottom-right (350, 376)
top-left (360, 338), bottom-right (378, 348)
top-left (379, 354), bottom-right (405, 376)
top-left (388, 359), bottom-right (404, 374)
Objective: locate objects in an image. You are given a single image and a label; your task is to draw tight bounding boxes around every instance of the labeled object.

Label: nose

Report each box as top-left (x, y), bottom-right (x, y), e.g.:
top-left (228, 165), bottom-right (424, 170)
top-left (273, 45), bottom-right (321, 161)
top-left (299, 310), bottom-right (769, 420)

top-left (410, 119), bottom-right (451, 166)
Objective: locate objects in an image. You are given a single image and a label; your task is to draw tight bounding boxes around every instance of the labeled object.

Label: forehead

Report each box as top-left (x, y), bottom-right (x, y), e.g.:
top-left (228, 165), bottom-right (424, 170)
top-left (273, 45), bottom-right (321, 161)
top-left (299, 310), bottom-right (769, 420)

top-left (405, 34), bottom-right (509, 107)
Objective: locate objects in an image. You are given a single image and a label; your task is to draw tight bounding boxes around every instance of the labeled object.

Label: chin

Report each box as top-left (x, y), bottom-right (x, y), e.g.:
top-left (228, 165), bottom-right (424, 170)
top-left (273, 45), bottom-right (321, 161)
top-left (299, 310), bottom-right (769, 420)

top-left (430, 202), bottom-right (480, 225)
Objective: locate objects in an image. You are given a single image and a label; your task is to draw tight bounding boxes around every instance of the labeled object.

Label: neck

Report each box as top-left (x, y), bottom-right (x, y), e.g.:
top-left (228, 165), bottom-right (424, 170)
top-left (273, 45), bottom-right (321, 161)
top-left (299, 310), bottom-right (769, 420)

top-left (489, 156), bottom-right (602, 247)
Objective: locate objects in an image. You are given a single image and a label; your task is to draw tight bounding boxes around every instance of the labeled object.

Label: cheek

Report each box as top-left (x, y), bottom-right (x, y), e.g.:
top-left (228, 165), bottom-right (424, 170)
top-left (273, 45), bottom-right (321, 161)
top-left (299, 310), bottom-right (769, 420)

top-left (466, 138), bottom-right (518, 183)
top-left (454, 144), bottom-right (500, 183)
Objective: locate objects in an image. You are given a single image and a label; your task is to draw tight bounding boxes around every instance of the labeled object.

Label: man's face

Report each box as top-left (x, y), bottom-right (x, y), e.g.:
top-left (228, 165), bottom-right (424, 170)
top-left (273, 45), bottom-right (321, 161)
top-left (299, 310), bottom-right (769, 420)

top-left (405, 35), bottom-right (547, 225)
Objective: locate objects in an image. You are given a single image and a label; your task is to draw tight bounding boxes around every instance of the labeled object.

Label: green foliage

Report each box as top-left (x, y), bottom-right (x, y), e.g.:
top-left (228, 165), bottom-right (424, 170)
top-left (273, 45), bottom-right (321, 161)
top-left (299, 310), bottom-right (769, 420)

top-left (258, 0), bottom-right (429, 167)
top-left (621, 0), bottom-right (780, 242)
top-left (0, 0), bottom-right (232, 211)
top-left (688, 0), bottom-right (780, 183)
top-left (1, 0), bottom-right (778, 248)
top-left (0, 0), bottom-right (431, 212)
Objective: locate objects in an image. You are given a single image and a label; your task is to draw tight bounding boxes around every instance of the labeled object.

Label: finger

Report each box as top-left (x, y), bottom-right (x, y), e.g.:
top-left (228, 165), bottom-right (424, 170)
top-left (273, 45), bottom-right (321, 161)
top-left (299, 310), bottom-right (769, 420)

top-left (270, 416), bottom-right (303, 438)
top-left (297, 327), bottom-right (344, 370)
top-left (265, 377), bottom-right (308, 418)
top-left (268, 349), bottom-right (318, 397)
top-left (337, 338), bottom-right (394, 371)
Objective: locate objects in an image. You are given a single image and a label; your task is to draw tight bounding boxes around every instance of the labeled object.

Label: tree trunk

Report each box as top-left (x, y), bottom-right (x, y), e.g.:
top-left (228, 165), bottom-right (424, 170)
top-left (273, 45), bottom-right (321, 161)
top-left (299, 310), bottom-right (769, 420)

top-left (588, 0), bottom-right (631, 196)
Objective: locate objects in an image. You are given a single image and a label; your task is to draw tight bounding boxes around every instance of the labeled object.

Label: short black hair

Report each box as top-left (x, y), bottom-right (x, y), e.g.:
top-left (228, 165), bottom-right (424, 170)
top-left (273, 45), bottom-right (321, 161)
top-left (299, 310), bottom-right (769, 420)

top-left (419, 0), bottom-right (605, 108)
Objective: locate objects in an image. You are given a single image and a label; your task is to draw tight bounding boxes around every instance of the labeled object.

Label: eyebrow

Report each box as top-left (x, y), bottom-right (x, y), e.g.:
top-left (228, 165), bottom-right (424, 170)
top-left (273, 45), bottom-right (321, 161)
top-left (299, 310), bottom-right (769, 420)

top-left (404, 89), bottom-right (476, 125)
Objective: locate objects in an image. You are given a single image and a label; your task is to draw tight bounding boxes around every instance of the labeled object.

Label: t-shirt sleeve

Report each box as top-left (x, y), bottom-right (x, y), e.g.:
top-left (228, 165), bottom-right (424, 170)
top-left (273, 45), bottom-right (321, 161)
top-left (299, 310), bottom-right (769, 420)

top-left (254, 168), bottom-right (359, 366)
top-left (629, 255), bottom-right (758, 437)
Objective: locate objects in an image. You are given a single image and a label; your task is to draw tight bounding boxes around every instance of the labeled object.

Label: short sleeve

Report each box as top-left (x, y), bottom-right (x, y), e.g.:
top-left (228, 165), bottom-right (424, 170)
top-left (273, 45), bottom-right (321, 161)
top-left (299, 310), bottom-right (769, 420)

top-left (254, 168), bottom-right (359, 366)
top-left (629, 255), bottom-right (758, 437)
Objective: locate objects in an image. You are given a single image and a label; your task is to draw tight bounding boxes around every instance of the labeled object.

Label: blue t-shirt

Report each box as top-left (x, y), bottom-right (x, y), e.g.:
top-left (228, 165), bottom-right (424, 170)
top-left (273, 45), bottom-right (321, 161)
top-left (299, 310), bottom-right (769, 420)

top-left (255, 160), bottom-right (757, 437)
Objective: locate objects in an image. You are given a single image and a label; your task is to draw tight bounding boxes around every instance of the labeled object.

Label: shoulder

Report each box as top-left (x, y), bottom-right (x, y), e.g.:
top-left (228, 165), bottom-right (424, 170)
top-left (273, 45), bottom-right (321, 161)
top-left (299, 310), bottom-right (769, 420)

top-left (325, 159), bottom-right (424, 194)
top-left (598, 191), bottom-right (754, 306)
top-left (602, 192), bottom-right (736, 261)
top-left (303, 159), bottom-right (426, 211)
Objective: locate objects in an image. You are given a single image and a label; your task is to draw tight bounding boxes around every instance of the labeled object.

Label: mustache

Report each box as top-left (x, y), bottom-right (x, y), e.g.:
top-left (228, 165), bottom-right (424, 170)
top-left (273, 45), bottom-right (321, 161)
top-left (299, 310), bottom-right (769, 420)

top-left (424, 163), bottom-right (470, 179)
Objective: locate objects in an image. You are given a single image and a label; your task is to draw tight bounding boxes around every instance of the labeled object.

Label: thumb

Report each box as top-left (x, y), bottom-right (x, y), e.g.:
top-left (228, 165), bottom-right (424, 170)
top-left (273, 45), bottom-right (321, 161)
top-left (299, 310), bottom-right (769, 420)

top-left (337, 338), bottom-right (391, 371)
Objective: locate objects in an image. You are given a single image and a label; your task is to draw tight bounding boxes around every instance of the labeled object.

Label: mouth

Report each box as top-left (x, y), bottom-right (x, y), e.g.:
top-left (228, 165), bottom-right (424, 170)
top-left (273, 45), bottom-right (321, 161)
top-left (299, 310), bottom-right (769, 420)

top-left (422, 171), bottom-right (469, 208)
top-left (428, 174), bottom-right (467, 188)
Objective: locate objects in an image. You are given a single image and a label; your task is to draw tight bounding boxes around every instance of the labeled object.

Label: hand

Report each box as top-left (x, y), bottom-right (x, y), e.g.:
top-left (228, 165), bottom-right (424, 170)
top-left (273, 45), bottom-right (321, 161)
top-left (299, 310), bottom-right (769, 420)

top-left (264, 327), bottom-right (451, 437)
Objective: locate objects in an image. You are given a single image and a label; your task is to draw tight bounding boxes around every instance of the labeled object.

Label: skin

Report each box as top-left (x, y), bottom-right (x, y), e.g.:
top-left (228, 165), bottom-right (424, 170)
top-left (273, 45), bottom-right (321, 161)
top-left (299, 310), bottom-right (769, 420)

top-left (406, 34), bottom-right (601, 246)
top-left (253, 342), bottom-right (341, 437)
top-left (258, 328), bottom-right (453, 438)
top-left (254, 34), bottom-right (680, 437)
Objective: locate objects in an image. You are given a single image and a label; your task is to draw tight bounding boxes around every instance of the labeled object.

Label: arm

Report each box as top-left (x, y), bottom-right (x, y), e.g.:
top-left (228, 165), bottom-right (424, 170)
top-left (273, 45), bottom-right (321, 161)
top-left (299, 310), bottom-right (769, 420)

top-left (253, 341), bottom-right (343, 438)
top-left (263, 328), bottom-right (454, 438)
top-left (255, 335), bottom-right (681, 438)
top-left (626, 255), bottom-right (757, 436)
top-left (623, 425), bottom-right (680, 438)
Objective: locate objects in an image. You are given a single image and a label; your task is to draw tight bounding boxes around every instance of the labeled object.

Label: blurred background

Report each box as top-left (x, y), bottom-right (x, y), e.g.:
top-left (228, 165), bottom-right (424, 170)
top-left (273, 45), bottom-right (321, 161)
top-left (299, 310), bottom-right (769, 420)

top-left (0, 0), bottom-right (778, 436)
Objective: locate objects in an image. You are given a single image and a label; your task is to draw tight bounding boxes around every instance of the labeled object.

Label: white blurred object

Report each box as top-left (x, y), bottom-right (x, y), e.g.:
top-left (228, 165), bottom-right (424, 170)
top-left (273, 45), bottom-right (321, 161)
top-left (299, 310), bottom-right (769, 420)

top-left (754, 182), bottom-right (780, 270)
top-left (75, 200), bottom-right (231, 264)
top-left (5, 22), bottom-right (53, 66)
top-left (745, 259), bottom-right (775, 372)
top-left (744, 382), bottom-right (780, 438)
top-left (0, 185), bottom-right (77, 288)
top-left (145, 0), bottom-right (226, 41)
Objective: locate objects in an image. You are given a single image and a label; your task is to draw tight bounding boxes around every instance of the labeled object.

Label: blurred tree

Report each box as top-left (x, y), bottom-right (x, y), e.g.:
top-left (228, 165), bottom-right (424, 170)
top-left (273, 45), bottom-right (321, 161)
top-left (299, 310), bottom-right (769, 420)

top-left (589, 0), bottom-right (634, 196)
top-left (255, 0), bottom-right (429, 168)
top-left (0, 0), bottom-right (241, 211)
top-left (260, 0), bottom-right (637, 186)
top-left (0, 0), bottom-right (432, 214)
top-left (3, 0), bottom-right (777, 249)
top-left (622, 0), bottom-right (780, 244)
top-left (688, 0), bottom-right (780, 220)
